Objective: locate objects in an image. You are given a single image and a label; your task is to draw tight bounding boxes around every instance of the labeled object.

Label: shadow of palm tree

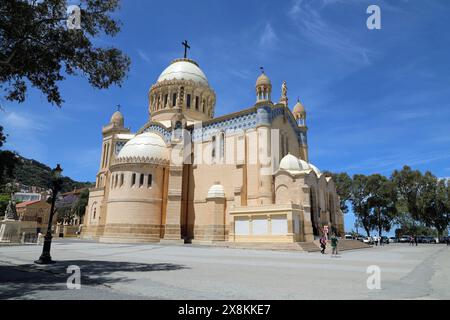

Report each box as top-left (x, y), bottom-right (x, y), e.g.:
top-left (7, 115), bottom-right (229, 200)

top-left (0, 260), bottom-right (187, 299)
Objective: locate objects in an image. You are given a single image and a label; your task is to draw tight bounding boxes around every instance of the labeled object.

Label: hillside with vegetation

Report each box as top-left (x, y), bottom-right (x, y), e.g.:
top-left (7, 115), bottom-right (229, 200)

top-left (12, 156), bottom-right (94, 193)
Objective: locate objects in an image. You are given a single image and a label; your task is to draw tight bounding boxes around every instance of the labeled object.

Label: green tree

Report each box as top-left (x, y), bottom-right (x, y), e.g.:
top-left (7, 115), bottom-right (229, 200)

top-left (0, 0), bottom-right (130, 107)
top-left (0, 193), bottom-right (11, 215)
top-left (325, 172), bottom-right (352, 214)
top-left (72, 188), bottom-right (89, 222)
top-left (0, 126), bottom-right (20, 185)
top-left (418, 174), bottom-right (449, 238)
top-left (350, 174), bottom-right (372, 237)
top-left (366, 174), bottom-right (397, 237)
top-left (392, 166), bottom-right (423, 222)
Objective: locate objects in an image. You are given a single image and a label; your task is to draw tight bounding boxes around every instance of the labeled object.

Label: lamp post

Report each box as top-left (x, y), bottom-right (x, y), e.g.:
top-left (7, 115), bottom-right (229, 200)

top-left (35, 164), bottom-right (63, 265)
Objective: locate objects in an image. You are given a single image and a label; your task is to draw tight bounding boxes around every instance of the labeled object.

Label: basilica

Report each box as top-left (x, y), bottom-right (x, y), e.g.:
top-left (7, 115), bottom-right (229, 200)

top-left (82, 49), bottom-right (344, 244)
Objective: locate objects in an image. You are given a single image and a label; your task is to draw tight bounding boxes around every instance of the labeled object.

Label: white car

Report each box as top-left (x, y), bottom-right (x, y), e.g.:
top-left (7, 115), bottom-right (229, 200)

top-left (363, 237), bottom-right (373, 244)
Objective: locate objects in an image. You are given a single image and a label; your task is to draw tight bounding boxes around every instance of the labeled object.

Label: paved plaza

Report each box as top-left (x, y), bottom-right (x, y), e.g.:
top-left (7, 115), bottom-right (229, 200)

top-left (0, 239), bottom-right (449, 300)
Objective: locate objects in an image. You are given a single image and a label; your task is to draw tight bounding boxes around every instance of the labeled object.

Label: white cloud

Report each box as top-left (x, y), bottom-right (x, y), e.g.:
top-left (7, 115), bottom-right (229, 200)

top-left (137, 49), bottom-right (151, 64)
top-left (2, 112), bottom-right (46, 132)
top-left (287, 0), bottom-right (373, 67)
top-left (0, 111), bottom-right (49, 159)
top-left (337, 151), bottom-right (450, 173)
top-left (259, 23), bottom-right (278, 47)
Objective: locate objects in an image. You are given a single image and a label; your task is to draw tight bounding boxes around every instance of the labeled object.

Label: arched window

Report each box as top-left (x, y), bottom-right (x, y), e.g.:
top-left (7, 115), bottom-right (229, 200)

top-left (285, 136), bottom-right (289, 156)
top-left (211, 136), bottom-right (216, 160)
top-left (139, 174), bottom-right (144, 187)
top-left (172, 93), bottom-right (177, 107)
top-left (148, 174), bottom-right (152, 188)
top-left (186, 94), bottom-right (191, 108)
top-left (120, 173), bottom-right (124, 187)
top-left (93, 208), bottom-right (96, 219)
top-left (195, 96), bottom-right (199, 110)
top-left (220, 132), bottom-right (225, 160)
top-left (131, 173), bottom-right (136, 187)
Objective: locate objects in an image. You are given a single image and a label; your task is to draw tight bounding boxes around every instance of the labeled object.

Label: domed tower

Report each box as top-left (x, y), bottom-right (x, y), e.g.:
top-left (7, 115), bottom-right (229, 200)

top-left (110, 110), bottom-right (124, 127)
top-left (148, 58), bottom-right (216, 123)
top-left (255, 69), bottom-right (272, 104)
top-left (97, 108), bottom-right (130, 189)
top-left (293, 98), bottom-right (306, 126)
top-left (293, 98), bottom-right (309, 162)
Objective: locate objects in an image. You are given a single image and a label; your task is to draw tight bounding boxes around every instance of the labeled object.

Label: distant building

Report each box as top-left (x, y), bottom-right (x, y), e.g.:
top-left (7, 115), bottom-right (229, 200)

top-left (16, 200), bottom-right (53, 233)
top-left (14, 192), bottom-right (42, 202)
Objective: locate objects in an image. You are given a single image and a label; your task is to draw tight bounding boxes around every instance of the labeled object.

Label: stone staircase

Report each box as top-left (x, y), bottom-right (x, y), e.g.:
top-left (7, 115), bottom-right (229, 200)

top-left (201, 239), bottom-right (370, 253)
top-left (297, 241), bottom-right (321, 252)
top-left (209, 242), bottom-right (306, 251)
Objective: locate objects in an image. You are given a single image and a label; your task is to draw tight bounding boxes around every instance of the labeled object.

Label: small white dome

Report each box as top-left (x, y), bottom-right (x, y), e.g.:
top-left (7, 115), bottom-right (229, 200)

top-left (207, 183), bottom-right (225, 198)
top-left (157, 59), bottom-right (208, 86)
top-left (279, 153), bottom-right (301, 171)
top-left (299, 159), bottom-right (312, 171)
top-left (118, 132), bottom-right (168, 161)
top-left (309, 163), bottom-right (321, 176)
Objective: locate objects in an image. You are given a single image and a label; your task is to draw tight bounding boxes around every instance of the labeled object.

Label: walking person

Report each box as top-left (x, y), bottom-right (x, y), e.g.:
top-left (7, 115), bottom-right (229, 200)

top-left (415, 235), bottom-right (418, 246)
top-left (409, 235), bottom-right (414, 246)
top-left (331, 233), bottom-right (339, 257)
top-left (320, 236), bottom-right (327, 254)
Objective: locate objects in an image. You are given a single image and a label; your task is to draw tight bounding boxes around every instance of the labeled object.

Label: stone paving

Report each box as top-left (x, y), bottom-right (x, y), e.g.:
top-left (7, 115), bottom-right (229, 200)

top-left (0, 239), bottom-right (448, 299)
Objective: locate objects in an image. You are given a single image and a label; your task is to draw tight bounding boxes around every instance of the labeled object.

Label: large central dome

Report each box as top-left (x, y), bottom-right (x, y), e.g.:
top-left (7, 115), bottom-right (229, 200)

top-left (157, 58), bottom-right (209, 86)
top-left (149, 57), bottom-right (216, 123)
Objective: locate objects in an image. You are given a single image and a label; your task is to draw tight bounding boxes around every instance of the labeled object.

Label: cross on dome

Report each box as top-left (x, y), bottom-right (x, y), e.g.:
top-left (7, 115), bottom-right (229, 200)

top-left (182, 40), bottom-right (190, 58)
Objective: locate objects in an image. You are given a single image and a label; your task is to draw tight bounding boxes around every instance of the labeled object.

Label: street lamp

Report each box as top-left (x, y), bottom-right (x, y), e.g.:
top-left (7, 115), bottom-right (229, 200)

top-left (35, 164), bottom-right (63, 264)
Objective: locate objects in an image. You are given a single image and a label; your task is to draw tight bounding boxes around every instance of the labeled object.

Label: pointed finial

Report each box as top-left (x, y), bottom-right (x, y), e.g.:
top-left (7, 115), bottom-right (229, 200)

top-left (116, 104), bottom-right (121, 112)
top-left (260, 66), bottom-right (265, 74)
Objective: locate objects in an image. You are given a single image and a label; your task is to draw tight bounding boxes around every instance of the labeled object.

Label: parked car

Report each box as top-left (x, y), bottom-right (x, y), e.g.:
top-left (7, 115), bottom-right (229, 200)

top-left (417, 235), bottom-right (426, 243)
top-left (399, 235), bottom-right (411, 243)
top-left (345, 234), bottom-right (354, 240)
top-left (389, 237), bottom-right (397, 243)
top-left (423, 236), bottom-right (438, 244)
top-left (356, 235), bottom-right (365, 242)
top-left (439, 236), bottom-right (450, 243)
top-left (380, 236), bottom-right (390, 244)
top-left (363, 236), bottom-right (374, 245)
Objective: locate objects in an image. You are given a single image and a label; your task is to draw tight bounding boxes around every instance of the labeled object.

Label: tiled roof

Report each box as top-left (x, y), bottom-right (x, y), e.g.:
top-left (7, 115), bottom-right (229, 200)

top-left (16, 200), bottom-right (41, 208)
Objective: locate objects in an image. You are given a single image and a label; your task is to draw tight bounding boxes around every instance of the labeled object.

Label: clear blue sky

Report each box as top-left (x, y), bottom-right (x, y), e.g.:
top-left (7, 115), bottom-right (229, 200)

top-left (1, 0), bottom-right (450, 234)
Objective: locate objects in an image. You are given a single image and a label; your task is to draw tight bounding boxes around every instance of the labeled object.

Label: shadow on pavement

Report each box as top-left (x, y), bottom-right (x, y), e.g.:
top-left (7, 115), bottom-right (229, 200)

top-left (0, 260), bottom-right (187, 299)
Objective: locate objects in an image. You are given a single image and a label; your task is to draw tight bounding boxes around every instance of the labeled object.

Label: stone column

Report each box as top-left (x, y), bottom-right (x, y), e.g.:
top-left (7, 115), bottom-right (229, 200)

top-left (302, 186), bottom-right (314, 242)
top-left (256, 107), bottom-right (272, 205)
top-left (161, 165), bottom-right (184, 244)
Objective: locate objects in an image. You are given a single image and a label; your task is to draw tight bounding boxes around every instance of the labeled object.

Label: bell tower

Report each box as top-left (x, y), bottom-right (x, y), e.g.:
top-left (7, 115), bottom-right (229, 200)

top-left (293, 99), bottom-right (308, 162)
